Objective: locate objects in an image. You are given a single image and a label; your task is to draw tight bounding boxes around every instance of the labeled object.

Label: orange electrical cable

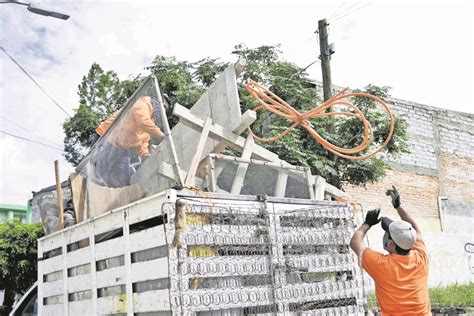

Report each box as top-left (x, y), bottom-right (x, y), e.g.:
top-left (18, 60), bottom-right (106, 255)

top-left (243, 79), bottom-right (395, 160)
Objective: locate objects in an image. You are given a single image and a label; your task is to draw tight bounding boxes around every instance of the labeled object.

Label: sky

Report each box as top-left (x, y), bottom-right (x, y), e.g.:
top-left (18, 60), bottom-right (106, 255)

top-left (0, 0), bottom-right (473, 205)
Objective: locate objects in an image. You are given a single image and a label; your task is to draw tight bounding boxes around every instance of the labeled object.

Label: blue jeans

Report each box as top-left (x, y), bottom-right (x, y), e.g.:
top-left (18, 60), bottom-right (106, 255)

top-left (94, 141), bottom-right (132, 188)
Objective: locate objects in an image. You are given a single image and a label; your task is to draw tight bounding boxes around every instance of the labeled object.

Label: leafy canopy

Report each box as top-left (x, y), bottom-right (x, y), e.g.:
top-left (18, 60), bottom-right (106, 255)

top-left (0, 221), bottom-right (44, 309)
top-left (63, 45), bottom-right (409, 188)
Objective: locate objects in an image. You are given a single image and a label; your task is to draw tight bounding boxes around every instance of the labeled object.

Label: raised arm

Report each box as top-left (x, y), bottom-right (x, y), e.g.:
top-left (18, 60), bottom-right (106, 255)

top-left (350, 209), bottom-right (381, 255)
top-left (386, 186), bottom-right (422, 240)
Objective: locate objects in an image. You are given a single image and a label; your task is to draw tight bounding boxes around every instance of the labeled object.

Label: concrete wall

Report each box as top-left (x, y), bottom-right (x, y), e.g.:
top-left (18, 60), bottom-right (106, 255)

top-left (343, 97), bottom-right (474, 286)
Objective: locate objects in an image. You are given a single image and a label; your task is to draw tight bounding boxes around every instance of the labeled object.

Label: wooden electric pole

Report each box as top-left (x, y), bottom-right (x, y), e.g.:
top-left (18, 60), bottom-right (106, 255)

top-left (318, 18), bottom-right (332, 102)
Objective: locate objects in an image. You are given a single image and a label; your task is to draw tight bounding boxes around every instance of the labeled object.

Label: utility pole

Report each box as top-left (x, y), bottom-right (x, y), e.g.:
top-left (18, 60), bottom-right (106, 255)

top-left (318, 18), bottom-right (339, 188)
top-left (318, 18), bottom-right (333, 102)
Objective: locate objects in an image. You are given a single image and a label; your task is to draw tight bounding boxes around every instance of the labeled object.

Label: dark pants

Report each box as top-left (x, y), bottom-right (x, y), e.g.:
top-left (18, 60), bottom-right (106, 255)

top-left (94, 141), bottom-right (132, 188)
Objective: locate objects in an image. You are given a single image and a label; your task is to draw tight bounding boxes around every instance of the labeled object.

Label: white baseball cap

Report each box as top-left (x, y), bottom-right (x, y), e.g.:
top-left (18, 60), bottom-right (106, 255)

top-left (381, 217), bottom-right (417, 250)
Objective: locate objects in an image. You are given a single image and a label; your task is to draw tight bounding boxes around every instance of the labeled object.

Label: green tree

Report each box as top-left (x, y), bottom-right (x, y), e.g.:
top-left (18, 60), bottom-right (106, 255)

top-left (63, 63), bottom-right (139, 165)
top-left (0, 221), bottom-right (44, 313)
top-left (231, 44), bottom-right (409, 188)
top-left (63, 45), bottom-right (409, 188)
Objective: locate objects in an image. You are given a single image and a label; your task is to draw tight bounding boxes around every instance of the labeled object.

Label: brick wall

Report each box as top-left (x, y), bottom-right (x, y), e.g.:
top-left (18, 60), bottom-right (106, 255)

top-left (342, 97), bottom-right (474, 285)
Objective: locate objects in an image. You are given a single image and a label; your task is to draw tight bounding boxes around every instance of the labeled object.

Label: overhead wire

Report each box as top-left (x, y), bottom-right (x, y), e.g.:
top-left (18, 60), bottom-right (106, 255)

top-left (0, 47), bottom-right (72, 118)
top-left (0, 130), bottom-right (64, 152)
top-left (329, 0), bottom-right (366, 21)
top-left (0, 115), bottom-right (63, 148)
top-left (331, 1), bottom-right (373, 22)
top-left (329, 0), bottom-right (350, 21)
top-left (243, 79), bottom-right (395, 161)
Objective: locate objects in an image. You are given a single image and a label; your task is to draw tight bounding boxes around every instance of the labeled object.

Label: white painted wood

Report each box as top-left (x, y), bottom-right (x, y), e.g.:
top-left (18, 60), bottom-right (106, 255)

top-left (305, 167), bottom-right (315, 200)
top-left (232, 109), bottom-right (257, 135)
top-left (314, 175), bottom-right (327, 200)
top-left (207, 156), bottom-right (217, 192)
top-left (153, 76), bottom-right (185, 186)
top-left (67, 273), bottom-right (92, 293)
top-left (89, 222), bottom-right (98, 315)
top-left (130, 257), bottom-right (169, 283)
top-left (42, 279), bottom-right (63, 297)
top-left (274, 169), bottom-right (289, 197)
top-left (127, 194), bottom-right (165, 225)
top-left (97, 296), bottom-right (129, 315)
top-left (63, 223), bottom-right (90, 245)
top-left (92, 209), bottom-right (124, 236)
top-left (95, 266), bottom-right (126, 289)
top-left (185, 117), bottom-right (213, 187)
top-left (123, 208), bottom-right (134, 316)
top-left (66, 246), bottom-right (91, 268)
top-left (42, 305), bottom-right (64, 316)
top-left (62, 231), bottom-right (69, 316)
top-left (37, 241), bottom-right (44, 316)
top-left (133, 289), bottom-right (171, 312)
top-left (230, 136), bottom-right (254, 194)
top-left (39, 233), bottom-right (64, 254)
top-left (41, 256), bottom-right (63, 275)
top-left (69, 300), bottom-right (93, 315)
top-left (174, 104), bottom-right (280, 162)
top-left (129, 227), bottom-right (167, 252)
top-left (94, 236), bottom-right (126, 261)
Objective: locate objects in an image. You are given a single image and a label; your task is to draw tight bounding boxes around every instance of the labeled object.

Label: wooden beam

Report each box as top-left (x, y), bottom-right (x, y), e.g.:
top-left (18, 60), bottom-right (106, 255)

top-left (174, 103), bottom-right (279, 162)
top-left (305, 167), bottom-right (315, 200)
top-left (232, 109), bottom-right (256, 135)
top-left (184, 118), bottom-right (212, 187)
top-left (230, 136), bottom-right (254, 194)
top-left (54, 160), bottom-right (64, 230)
top-left (274, 169), bottom-right (289, 197)
top-left (314, 175), bottom-right (326, 200)
top-left (70, 173), bottom-right (86, 223)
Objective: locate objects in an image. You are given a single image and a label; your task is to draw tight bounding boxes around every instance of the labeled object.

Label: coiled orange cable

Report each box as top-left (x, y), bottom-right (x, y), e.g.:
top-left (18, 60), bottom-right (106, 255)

top-left (243, 79), bottom-right (395, 160)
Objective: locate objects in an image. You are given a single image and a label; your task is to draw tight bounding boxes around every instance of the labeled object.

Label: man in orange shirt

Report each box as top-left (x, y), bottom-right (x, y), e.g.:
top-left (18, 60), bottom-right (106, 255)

top-left (350, 186), bottom-right (431, 315)
top-left (93, 95), bottom-right (166, 187)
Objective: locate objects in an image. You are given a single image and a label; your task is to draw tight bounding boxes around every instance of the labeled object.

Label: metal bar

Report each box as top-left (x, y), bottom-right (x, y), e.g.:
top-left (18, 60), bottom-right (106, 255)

top-left (152, 75), bottom-right (185, 187)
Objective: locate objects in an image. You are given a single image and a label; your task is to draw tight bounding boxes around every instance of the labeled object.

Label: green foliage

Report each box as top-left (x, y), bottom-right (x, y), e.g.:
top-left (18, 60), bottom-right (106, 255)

top-left (430, 282), bottom-right (474, 307)
top-left (63, 45), bottom-right (409, 189)
top-left (63, 63), bottom-right (139, 166)
top-left (0, 221), bottom-right (44, 309)
top-left (367, 282), bottom-right (474, 311)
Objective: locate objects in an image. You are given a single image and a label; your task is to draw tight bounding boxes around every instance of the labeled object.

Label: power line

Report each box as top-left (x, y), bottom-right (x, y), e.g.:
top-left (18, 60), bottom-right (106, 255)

top-left (0, 47), bottom-right (72, 118)
top-left (329, 0), bottom-right (349, 20)
top-left (0, 130), bottom-right (64, 152)
top-left (0, 115), bottom-right (63, 147)
top-left (332, 1), bottom-right (373, 22)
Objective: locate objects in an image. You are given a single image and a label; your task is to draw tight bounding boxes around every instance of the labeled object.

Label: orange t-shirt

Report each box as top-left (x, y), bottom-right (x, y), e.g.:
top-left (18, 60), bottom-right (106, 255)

top-left (95, 96), bottom-right (163, 157)
top-left (361, 239), bottom-right (431, 315)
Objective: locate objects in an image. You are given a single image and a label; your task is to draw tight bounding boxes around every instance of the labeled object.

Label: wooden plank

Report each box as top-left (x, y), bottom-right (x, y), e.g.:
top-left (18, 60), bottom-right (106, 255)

top-left (185, 117), bottom-right (213, 187)
top-left (68, 274), bottom-right (92, 293)
top-left (42, 256), bottom-right (64, 275)
top-left (305, 168), bottom-right (315, 200)
top-left (42, 279), bottom-right (63, 298)
top-left (54, 160), bottom-right (64, 229)
top-left (123, 208), bottom-right (133, 316)
top-left (274, 169), bottom-right (289, 197)
top-left (230, 136), bottom-right (254, 194)
top-left (133, 290), bottom-right (171, 312)
top-left (152, 75), bottom-right (185, 187)
top-left (42, 305), bottom-right (64, 316)
top-left (69, 300), bottom-right (93, 315)
top-left (94, 237), bottom-right (126, 261)
top-left (314, 175), bottom-right (326, 200)
top-left (232, 109), bottom-right (257, 135)
top-left (129, 227), bottom-right (167, 252)
top-left (87, 182), bottom-right (143, 218)
top-left (174, 104), bottom-right (280, 162)
top-left (130, 257), bottom-right (169, 283)
top-left (70, 173), bottom-right (86, 223)
top-left (95, 266), bottom-right (126, 289)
